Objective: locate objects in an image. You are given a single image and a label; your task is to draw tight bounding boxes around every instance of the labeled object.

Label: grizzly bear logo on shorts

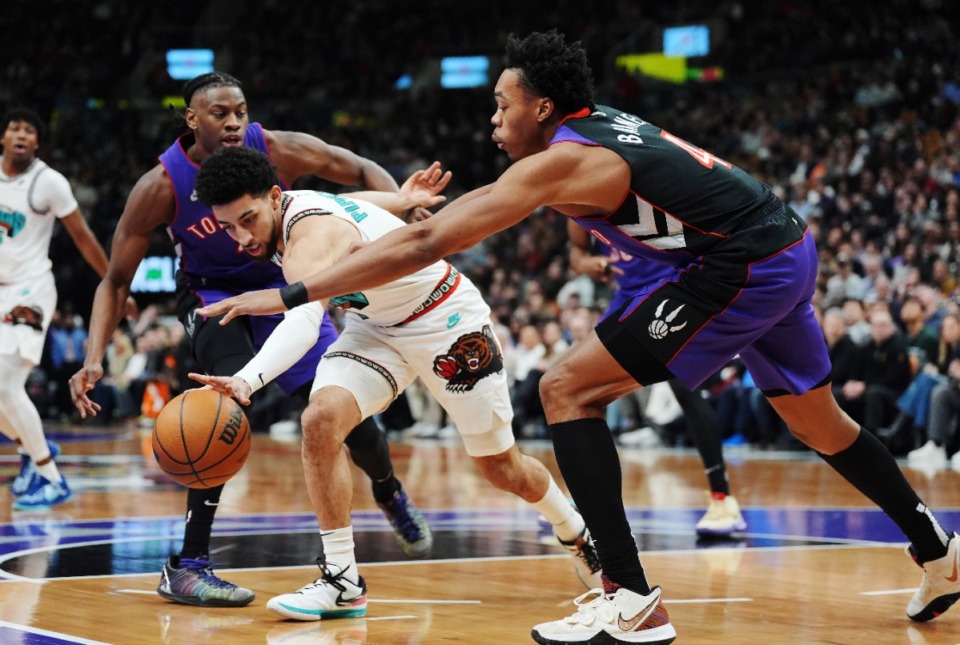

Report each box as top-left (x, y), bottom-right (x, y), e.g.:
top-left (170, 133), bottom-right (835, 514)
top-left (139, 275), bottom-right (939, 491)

top-left (432, 325), bottom-right (503, 393)
top-left (3, 305), bottom-right (44, 331)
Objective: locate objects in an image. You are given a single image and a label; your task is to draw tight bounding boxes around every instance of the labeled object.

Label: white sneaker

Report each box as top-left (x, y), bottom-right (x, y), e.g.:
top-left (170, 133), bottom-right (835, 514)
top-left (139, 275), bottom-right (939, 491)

top-left (618, 427), bottom-right (662, 449)
top-left (267, 559), bottom-right (367, 621)
top-left (557, 526), bottom-right (603, 590)
top-left (695, 493), bottom-right (748, 537)
top-left (950, 451), bottom-right (960, 472)
top-left (907, 441), bottom-right (947, 467)
top-left (531, 586), bottom-right (676, 644)
top-left (906, 532), bottom-right (960, 622)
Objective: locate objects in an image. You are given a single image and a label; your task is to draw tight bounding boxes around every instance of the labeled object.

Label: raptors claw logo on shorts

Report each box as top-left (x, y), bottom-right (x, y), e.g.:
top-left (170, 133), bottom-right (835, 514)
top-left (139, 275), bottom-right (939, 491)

top-left (3, 304), bottom-right (44, 331)
top-left (432, 325), bottom-right (504, 393)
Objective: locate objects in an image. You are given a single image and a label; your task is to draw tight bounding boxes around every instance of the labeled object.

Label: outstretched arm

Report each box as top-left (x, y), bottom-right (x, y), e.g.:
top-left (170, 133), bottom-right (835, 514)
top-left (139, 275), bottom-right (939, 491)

top-left (348, 161), bottom-right (452, 215)
top-left (196, 144), bottom-right (627, 323)
top-left (268, 129), bottom-right (399, 192)
top-left (69, 167), bottom-right (174, 417)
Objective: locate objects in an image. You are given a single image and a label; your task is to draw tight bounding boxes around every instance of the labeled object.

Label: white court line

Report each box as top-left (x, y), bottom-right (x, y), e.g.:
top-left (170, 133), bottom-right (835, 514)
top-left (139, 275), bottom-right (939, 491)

top-left (370, 598), bottom-right (481, 604)
top-left (667, 597), bottom-right (752, 604)
top-left (0, 619), bottom-right (111, 645)
top-left (367, 615), bottom-right (419, 621)
top-left (860, 588), bottom-right (917, 596)
top-left (111, 588), bottom-right (483, 606)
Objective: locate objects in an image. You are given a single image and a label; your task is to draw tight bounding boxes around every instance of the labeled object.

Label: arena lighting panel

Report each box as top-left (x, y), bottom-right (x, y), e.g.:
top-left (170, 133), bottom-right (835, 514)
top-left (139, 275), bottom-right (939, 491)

top-left (166, 49), bottom-right (215, 80)
top-left (663, 25), bottom-right (710, 57)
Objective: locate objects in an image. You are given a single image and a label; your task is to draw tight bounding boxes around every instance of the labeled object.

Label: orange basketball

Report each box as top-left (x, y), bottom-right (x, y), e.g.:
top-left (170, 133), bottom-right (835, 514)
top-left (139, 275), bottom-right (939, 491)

top-left (151, 389), bottom-right (251, 489)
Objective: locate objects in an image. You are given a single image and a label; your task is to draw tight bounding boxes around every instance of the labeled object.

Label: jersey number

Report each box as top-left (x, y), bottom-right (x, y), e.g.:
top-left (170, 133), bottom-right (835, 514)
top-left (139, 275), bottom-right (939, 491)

top-left (661, 131), bottom-right (732, 170)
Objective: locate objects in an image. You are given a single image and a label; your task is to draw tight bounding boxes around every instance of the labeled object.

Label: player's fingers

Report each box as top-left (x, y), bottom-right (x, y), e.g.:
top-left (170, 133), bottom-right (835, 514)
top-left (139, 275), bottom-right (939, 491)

top-left (435, 170), bottom-right (453, 191)
top-left (220, 308), bottom-right (239, 325)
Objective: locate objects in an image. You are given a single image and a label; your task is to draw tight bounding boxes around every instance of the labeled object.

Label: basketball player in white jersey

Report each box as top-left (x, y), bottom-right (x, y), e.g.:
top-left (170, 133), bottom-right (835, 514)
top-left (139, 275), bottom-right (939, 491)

top-left (189, 146), bottom-right (601, 620)
top-left (0, 108), bottom-right (131, 510)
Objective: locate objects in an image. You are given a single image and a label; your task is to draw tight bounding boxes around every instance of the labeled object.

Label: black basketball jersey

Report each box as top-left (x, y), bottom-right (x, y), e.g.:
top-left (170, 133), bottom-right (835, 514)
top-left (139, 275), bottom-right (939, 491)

top-left (554, 105), bottom-right (772, 265)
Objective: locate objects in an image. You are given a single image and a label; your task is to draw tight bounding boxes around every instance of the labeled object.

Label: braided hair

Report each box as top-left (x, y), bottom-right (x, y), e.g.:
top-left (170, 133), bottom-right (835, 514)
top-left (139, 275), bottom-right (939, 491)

top-left (182, 71), bottom-right (242, 107)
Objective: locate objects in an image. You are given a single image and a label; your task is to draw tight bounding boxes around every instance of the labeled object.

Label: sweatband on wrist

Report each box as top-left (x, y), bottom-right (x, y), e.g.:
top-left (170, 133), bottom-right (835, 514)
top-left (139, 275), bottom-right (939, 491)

top-left (279, 281), bottom-right (309, 310)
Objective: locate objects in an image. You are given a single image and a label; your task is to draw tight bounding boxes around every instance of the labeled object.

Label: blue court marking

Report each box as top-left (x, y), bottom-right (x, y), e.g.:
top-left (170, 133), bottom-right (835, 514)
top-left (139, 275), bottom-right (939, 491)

top-left (0, 621), bottom-right (110, 645)
top-left (2, 507), bottom-right (959, 546)
top-left (1, 506), bottom-right (957, 579)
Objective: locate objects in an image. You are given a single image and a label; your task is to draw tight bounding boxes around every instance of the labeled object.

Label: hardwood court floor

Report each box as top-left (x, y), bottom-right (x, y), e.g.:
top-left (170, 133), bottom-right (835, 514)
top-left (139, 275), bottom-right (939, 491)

top-left (1, 424), bottom-right (959, 644)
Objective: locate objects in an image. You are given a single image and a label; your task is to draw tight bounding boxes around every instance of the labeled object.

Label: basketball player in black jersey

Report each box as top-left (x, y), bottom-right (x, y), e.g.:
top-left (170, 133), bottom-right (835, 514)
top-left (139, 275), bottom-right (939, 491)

top-left (197, 31), bottom-right (960, 644)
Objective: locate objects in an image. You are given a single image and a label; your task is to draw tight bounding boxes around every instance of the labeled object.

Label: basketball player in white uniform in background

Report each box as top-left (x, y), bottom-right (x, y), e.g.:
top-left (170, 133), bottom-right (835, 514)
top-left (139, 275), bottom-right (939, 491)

top-left (0, 108), bottom-right (132, 510)
top-left (190, 146), bottom-right (601, 621)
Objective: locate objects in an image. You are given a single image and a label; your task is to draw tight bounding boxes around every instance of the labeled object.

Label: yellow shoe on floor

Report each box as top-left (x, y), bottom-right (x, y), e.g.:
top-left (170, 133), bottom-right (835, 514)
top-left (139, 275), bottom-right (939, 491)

top-left (695, 492), bottom-right (747, 537)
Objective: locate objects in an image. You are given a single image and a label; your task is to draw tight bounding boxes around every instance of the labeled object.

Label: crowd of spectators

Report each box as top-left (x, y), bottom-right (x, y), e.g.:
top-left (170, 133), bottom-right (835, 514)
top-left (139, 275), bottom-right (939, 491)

top-left (4, 1), bottom-right (960, 467)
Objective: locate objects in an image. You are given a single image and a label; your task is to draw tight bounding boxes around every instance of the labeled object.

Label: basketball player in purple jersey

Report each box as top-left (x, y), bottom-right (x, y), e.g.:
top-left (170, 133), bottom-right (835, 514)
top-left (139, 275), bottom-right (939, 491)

top-left (201, 32), bottom-right (960, 642)
top-left (568, 221), bottom-right (747, 538)
top-left (68, 72), bottom-right (432, 607)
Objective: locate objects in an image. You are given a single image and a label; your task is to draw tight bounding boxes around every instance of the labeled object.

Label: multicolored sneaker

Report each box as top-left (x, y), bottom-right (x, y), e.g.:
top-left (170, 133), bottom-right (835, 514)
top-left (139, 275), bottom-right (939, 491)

top-left (531, 582), bottom-right (676, 645)
top-left (695, 493), bottom-right (748, 537)
top-left (906, 532), bottom-right (960, 622)
top-left (12, 474), bottom-right (72, 511)
top-left (377, 489), bottom-right (433, 558)
top-left (266, 558), bottom-right (367, 621)
top-left (12, 440), bottom-right (60, 496)
top-left (157, 555), bottom-right (255, 607)
top-left (557, 526), bottom-right (603, 590)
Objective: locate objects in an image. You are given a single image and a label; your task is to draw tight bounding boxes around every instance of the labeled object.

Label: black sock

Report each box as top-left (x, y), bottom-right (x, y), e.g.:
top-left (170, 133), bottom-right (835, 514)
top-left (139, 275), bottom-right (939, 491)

top-left (669, 381), bottom-right (729, 495)
top-left (550, 418), bottom-right (650, 595)
top-left (819, 428), bottom-right (950, 562)
top-left (180, 484), bottom-right (224, 559)
top-left (344, 416), bottom-right (400, 503)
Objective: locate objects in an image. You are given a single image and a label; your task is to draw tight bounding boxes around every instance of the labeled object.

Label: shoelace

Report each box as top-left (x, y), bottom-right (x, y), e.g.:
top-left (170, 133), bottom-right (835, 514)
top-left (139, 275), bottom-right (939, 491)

top-left (298, 559), bottom-right (357, 595)
top-left (563, 589), bottom-right (616, 626)
top-left (383, 494), bottom-right (424, 541)
top-left (177, 558), bottom-right (236, 589)
top-left (563, 530), bottom-right (601, 574)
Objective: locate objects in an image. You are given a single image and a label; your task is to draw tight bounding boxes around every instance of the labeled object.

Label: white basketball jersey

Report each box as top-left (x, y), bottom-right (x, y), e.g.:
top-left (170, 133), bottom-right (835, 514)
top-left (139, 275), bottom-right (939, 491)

top-left (0, 159), bottom-right (78, 283)
top-left (279, 190), bottom-right (458, 326)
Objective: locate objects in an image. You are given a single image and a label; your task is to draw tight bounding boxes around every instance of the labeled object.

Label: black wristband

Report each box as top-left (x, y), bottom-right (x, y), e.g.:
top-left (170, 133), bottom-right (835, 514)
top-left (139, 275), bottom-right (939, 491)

top-left (279, 281), bottom-right (309, 310)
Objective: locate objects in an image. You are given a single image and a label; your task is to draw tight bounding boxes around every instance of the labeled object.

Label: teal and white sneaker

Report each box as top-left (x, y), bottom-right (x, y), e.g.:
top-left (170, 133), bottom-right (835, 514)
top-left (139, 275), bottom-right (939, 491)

top-left (157, 555), bottom-right (255, 607)
top-left (12, 440), bottom-right (60, 496)
top-left (267, 558), bottom-right (367, 621)
top-left (12, 474), bottom-right (72, 511)
top-left (377, 489), bottom-right (433, 558)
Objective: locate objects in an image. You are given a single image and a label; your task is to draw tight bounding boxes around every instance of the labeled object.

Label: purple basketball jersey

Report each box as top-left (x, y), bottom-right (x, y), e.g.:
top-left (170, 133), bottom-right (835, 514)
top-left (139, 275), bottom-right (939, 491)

top-left (159, 123), bottom-right (336, 395)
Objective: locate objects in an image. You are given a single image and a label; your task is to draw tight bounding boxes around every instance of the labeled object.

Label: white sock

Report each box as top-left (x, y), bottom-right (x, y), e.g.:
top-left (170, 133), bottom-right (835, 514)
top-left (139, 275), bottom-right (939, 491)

top-left (533, 478), bottom-right (585, 542)
top-left (320, 526), bottom-right (358, 579)
top-left (36, 460), bottom-right (63, 484)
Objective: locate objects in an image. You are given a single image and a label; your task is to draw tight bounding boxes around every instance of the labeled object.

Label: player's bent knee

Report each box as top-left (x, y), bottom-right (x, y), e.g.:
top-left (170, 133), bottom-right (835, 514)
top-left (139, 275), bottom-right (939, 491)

top-left (538, 367), bottom-right (572, 409)
top-left (473, 450), bottom-right (524, 491)
top-left (300, 401), bottom-right (353, 455)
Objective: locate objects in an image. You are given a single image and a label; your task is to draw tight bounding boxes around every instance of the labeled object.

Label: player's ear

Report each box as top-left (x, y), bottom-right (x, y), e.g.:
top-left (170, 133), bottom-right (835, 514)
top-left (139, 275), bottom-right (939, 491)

top-left (537, 97), bottom-right (554, 123)
top-left (269, 184), bottom-right (283, 206)
top-left (184, 107), bottom-right (198, 131)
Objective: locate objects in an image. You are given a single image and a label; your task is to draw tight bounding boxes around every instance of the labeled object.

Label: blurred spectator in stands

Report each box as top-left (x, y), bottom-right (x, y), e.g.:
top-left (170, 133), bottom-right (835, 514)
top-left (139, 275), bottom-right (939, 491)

top-left (842, 298), bottom-right (872, 346)
top-left (887, 313), bottom-right (960, 454)
top-left (48, 311), bottom-right (88, 419)
top-left (910, 337), bottom-right (960, 470)
top-left (511, 323), bottom-right (546, 438)
top-left (824, 253), bottom-right (867, 308)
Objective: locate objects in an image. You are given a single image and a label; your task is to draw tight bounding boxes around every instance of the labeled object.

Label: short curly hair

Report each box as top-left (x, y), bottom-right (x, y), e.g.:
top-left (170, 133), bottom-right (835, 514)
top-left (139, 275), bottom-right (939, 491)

top-left (504, 30), bottom-right (595, 117)
top-left (1, 108), bottom-right (45, 146)
top-left (195, 147), bottom-right (278, 206)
